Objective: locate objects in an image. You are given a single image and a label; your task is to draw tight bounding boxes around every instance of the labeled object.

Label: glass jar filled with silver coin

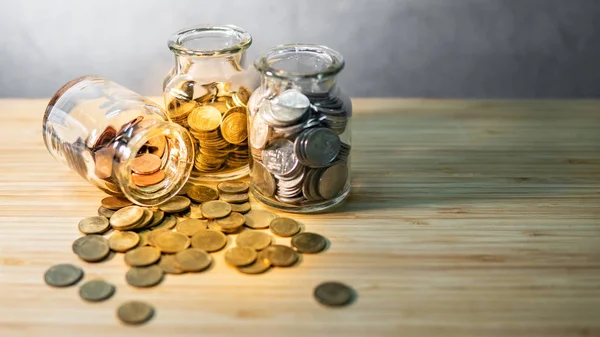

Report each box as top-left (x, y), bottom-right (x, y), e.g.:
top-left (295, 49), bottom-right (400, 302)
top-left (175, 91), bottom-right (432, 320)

top-left (247, 44), bottom-right (351, 213)
top-left (43, 76), bottom-right (195, 206)
top-left (163, 25), bottom-right (259, 182)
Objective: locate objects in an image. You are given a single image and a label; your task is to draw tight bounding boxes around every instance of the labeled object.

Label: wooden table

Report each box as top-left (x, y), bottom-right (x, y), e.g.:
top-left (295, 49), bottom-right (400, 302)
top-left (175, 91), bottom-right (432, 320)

top-left (0, 99), bottom-right (599, 337)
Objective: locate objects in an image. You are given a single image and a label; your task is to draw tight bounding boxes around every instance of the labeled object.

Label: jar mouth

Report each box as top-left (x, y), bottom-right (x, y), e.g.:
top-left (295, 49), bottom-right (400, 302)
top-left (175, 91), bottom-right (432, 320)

top-left (168, 24), bottom-right (252, 57)
top-left (254, 44), bottom-right (345, 80)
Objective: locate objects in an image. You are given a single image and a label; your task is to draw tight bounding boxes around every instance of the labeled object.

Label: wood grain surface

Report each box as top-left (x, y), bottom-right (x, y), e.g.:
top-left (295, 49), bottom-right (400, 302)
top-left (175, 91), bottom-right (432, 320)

top-left (0, 98), bottom-right (599, 337)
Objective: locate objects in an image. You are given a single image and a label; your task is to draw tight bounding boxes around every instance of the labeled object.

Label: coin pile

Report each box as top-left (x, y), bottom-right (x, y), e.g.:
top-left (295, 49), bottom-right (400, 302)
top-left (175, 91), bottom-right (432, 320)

top-left (165, 81), bottom-right (251, 174)
top-left (249, 89), bottom-right (351, 205)
top-left (44, 180), bottom-right (354, 326)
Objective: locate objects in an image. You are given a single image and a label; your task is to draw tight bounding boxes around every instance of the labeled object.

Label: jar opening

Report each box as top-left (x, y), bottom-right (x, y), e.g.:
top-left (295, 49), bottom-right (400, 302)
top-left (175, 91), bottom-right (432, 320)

top-left (255, 44), bottom-right (345, 80)
top-left (168, 25), bottom-right (252, 57)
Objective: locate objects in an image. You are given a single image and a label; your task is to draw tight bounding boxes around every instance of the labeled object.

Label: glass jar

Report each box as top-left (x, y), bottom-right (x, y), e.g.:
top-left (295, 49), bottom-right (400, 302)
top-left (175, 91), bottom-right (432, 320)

top-left (163, 24), bottom-right (259, 182)
top-left (43, 76), bottom-right (195, 206)
top-left (247, 44), bottom-right (352, 213)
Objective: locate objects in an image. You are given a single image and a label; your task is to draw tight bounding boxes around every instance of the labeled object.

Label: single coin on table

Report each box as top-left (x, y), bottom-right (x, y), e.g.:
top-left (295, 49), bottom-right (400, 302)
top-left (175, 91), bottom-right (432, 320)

top-left (79, 279), bottom-right (115, 302)
top-left (213, 212), bottom-right (245, 233)
top-left (225, 246), bottom-right (258, 267)
top-left (244, 210), bottom-right (277, 229)
top-left (175, 248), bottom-right (213, 272)
top-left (131, 153), bottom-right (162, 175)
top-left (190, 229), bottom-right (227, 252)
top-left (270, 217), bottom-right (301, 237)
top-left (201, 200), bottom-right (232, 219)
top-left (217, 181), bottom-right (249, 194)
top-left (237, 250), bottom-right (271, 274)
top-left (261, 245), bottom-right (298, 267)
top-left (125, 265), bottom-right (164, 288)
top-left (313, 281), bottom-right (355, 307)
top-left (186, 184), bottom-right (219, 203)
top-left (117, 301), bottom-right (155, 325)
top-left (44, 264), bottom-right (84, 287)
top-left (101, 196), bottom-right (133, 211)
top-left (72, 235), bottom-right (111, 262)
top-left (110, 206), bottom-right (144, 230)
top-left (132, 170), bottom-right (166, 187)
top-left (78, 216), bottom-right (110, 235)
top-left (109, 231), bottom-right (140, 253)
top-left (230, 202), bottom-right (251, 214)
top-left (97, 206), bottom-right (116, 218)
top-left (236, 230), bottom-right (273, 251)
top-left (153, 231), bottom-right (190, 254)
top-left (158, 254), bottom-right (185, 274)
top-left (176, 219), bottom-right (208, 237)
top-left (219, 193), bottom-right (249, 204)
top-left (158, 196), bottom-right (191, 213)
top-left (124, 246), bottom-right (161, 267)
top-left (291, 232), bottom-right (327, 253)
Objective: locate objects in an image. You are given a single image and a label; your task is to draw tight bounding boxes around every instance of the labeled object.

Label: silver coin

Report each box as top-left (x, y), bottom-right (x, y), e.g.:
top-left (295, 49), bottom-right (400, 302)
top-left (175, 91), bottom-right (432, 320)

top-left (275, 195), bottom-right (305, 204)
top-left (318, 162), bottom-right (348, 199)
top-left (262, 139), bottom-right (298, 176)
top-left (309, 168), bottom-right (325, 200)
top-left (261, 101), bottom-right (292, 127)
top-left (277, 167), bottom-right (305, 189)
top-left (302, 169), bottom-right (318, 201)
top-left (251, 161), bottom-right (276, 197)
top-left (269, 90), bottom-right (310, 124)
top-left (250, 113), bottom-right (270, 149)
top-left (301, 128), bottom-right (341, 167)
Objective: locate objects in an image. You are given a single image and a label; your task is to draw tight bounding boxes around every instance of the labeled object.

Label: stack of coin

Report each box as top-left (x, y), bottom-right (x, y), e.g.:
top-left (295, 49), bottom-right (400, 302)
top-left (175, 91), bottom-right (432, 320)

top-left (131, 153), bottom-right (165, 187)
top-left (165, 81), bottom-right (251, 174)
top-left (249, 89), bottom-right (351, 205)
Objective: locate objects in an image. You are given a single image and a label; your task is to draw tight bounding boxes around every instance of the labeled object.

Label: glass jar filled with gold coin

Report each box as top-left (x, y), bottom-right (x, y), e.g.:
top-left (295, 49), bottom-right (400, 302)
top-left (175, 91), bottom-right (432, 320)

top-left (43, 76), bottom-right (195, 206)
top-left (247, 44), bottom-right (352, 213)
top-left (163, 25), bottom-right (259, 182)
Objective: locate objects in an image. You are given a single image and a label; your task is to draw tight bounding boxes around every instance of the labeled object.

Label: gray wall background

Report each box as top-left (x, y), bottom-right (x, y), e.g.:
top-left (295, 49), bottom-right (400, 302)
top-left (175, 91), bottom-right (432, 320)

top-left (0, 0), bottom-right (599, 98)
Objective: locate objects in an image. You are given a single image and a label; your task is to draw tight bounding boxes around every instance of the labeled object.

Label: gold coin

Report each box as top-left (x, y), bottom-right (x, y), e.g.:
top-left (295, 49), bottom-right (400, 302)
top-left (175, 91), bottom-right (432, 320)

top-left (44, 264), bottom-right (84, 287)
top-left (158, 196), bottom-right (191, 213)
top-left (137, 230), bottom-right (150, 247)
top-left (176, 219), bottom-right (208, 236)
top-left (262, 245), bottom-right (298, 267)
top-left (270, 217), bottom-right (301, 237)
top-left (153, 231), bottom-right (190, 254)
top-left (110, 206), bottom-right (144, 230)
top-left (101, 196), bottom-right (133, 210)
top-left (97, 206), bottom-right (116, 218)
top-left (78, 216), bottom-right (110, 235)
top-left (221, 112), bottom-right (247, 145)
top-left (175, 248), bottom-right (213, 272)
top-left (145, 134), bottom-right (166, 158)
top-left (152, 214), bottom-right (177, 230)
top-left (225, 246), bottom-right (257, 267)
top-left (201, 200), bottom-right (232, 219)
top-left (190, 229), bottom-right (227, 252)
top-left (72, 235), bottom-right (110, 262)
top-left (214, 212), bottom-right (245, 233)
top-left (237, 250), bottom-right (271, 275)
top-left (186, 185), bottom-right (219, 203)
top-left (109, 231), bottom-right (140, 253)
top-left (236, 230), bottom-right (272, 251)
top-left (147, 210), bottom-right (165, 228)
top-left (217, 181), bottom-right (249, 194)
top-left (219, 193), bottom-right (249, 204)
top-left (230, 202), bottom-right (251, 214)
top-left (124, 246), bottom-right (161, 266)
top-left (117, 301), bottom-right (155, 325)
top-left (133, 208), bottom-right (154, 230)
top-left (132, 169), bottom-right (166, 187)
top-left (158, 254), bottom-right (185, 274)
top-left (188, 106), bottom-right (222, 132)
top-left (79, 280), bottom-right (115, 302)
top-left (210, 101), bottom-right (229, 113)
top-left (131, 153), bottom-right (161, 175)
top-left (234, 86), bottom-right (251, 106)
top-left (291, 232), bottom-right (327, 253)
top-left (125, 265), bottom-right (164, 288)
top-left (147, 228), bottom-right (170, 246)
top-left (244, 210), bottom-right (277, 229)
top-left (186, 204), bottom-right (205, 219)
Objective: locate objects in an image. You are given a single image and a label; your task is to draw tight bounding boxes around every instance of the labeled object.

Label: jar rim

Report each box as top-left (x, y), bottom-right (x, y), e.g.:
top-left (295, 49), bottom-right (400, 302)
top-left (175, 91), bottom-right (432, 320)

top-left (254, 44), bottom-right (345, 80)
top-left (168, 24), bottom-right (252, 57)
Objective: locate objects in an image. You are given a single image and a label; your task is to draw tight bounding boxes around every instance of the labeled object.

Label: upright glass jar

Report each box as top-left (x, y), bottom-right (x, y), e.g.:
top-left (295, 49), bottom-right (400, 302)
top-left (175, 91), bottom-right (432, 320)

top-left (163, 24), bottom-right (259, 182)
top-left (43, 76), bottom-right (195, 206)
top-left (247, 44), bottom-right (352, 213)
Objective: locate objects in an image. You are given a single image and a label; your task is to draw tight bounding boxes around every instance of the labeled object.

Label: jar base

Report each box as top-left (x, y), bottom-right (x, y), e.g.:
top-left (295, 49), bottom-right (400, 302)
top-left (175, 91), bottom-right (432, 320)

top-left (250, 184), bottom-right (350, 214)
top-left (188, 165), bottom-right (250, 183)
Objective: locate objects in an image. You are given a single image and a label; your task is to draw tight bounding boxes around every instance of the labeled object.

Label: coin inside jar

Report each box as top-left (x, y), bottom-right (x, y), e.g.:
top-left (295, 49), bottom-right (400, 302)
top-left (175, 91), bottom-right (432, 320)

top-left (175, 248), bottom-right (213, 272)
top-left (132, 170), bottom-right (166, 187)
top-left (224, 246), bottom-right (257, 267)
top-left (186, 184), bottom-right (219, 203)
top-left (270, 217), bottom-right (301, 237)
top-left (291, 232), bottom-right (327, 253)
top-left (318, 162), bottom-right (348, 200)
top-left (72, 235), bottom-right (111, 262)
top-left (244, 210), bottom-right (277, 229)
top-left (44, 264), bottom-right (84, 287)
top-left (236, 230), bottom-right (272, 251)
top-left (201, 200), bottom-right (232, 219)
top-left (78, 216), bottom-right (110, 235)
top-left (251, 161), bottom-right (276, 197)
top-left (131, 153), bottom-right (162, 175)
top-left (190, 229), bottom-right (227, 252)
top-left (117, 301), bottom-right (155, 325)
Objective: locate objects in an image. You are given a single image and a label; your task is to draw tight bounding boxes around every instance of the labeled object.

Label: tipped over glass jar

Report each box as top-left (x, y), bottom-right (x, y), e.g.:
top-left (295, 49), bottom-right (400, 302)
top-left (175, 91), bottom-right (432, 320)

top-left (247, 44), bottom-right (352, 213)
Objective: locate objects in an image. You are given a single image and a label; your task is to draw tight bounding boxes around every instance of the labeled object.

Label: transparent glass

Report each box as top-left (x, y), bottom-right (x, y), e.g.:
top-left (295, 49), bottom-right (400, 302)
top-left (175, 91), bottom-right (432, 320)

top-left (43, 76), bottom-right (195, 206)
top-left (163, 24), bottom-right (259, 182)
top-left (247, 44), bottom-right (352, 213)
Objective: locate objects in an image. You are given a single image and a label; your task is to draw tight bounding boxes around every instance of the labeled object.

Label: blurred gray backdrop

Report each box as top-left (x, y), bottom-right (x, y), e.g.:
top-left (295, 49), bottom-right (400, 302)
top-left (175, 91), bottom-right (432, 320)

top-left (0, 0), bottom-right (599, 98)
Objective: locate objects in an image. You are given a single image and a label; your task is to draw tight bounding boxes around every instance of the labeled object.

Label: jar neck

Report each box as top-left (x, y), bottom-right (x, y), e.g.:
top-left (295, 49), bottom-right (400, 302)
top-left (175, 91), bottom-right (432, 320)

top-left (174, 52), bottom-right (247, 77)
top-left (113, 119), bottom-right (194, 206)
top-left (259, 73), bottom-right (340, 98)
